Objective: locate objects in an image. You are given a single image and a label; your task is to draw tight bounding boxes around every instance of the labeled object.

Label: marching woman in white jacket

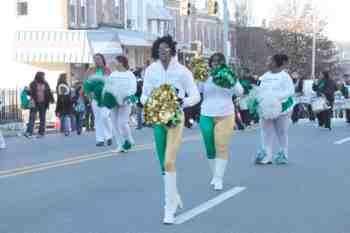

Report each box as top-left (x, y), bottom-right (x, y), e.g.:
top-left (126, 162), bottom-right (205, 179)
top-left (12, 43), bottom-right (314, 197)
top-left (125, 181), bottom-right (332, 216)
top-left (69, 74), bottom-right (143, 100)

top-left (85, 54), bottom-right (113, 147)
top-left (255, 54), bottom-right (295, 165)
top-left (141, 36), bottom-right (200, 224)
top-left (107, 55), bottom-right (137, 152)
top-left (198, 53), bottom-right (243, 191)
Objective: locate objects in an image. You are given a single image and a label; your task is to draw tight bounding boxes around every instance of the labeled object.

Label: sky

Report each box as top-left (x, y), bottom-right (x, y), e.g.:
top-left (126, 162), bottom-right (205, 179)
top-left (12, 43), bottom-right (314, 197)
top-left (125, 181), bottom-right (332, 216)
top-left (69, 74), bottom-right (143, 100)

top-left (197, 0), bottom-right (350, 42)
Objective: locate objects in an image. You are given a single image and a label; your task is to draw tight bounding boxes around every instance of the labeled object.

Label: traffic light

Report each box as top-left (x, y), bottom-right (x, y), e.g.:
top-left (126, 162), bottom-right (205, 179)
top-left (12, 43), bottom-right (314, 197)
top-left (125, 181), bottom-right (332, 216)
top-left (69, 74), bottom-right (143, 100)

top-left (214, 1), bottom-right (219, 14)
top-left (208, 0), bottom-right (219, 15)
top-left (180, 0), bottom-right (191, 16)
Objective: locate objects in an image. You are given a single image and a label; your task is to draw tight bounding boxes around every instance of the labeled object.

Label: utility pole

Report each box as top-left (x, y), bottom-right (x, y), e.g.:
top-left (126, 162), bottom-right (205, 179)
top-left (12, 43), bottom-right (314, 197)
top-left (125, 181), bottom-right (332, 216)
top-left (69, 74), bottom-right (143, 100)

top-left (223, 0), bottom-right (230, 61)
top-left (311, 0), bottom-right (316, 79)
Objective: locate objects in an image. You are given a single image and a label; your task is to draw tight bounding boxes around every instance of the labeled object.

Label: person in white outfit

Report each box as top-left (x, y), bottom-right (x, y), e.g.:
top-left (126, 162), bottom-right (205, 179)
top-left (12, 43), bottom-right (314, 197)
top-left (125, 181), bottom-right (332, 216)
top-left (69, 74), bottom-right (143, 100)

top-left (255, 54), bottom-right (295, 165)
top-left (141, 36), bottom-right (200, 224)
top-left (85, 53), bottom-right (113, 147)
top-left (108, 55), bottom-right (137, 152)
top-left (198, 53), bottom-right (244, 191)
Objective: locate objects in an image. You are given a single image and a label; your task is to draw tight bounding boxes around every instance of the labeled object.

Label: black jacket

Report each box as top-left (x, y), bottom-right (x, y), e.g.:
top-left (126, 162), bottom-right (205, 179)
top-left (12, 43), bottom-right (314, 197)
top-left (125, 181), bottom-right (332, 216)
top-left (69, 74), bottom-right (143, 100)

top-left (29, 81), bottom-right (54, 108)
top-left (55, 94), bottom-right (73, 115)
top-left (313, 79), bottom-right (336, 103)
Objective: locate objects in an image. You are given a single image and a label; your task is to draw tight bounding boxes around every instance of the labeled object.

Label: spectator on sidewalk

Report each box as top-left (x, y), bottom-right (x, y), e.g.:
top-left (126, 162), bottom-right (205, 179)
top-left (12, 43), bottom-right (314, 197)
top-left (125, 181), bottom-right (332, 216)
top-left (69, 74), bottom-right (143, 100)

top-left (55, 73), bottom-right (73, 136)
top-left (24, 71), bottom-right (54, 138)
top-left (72, 84), bottom-right (86, 135)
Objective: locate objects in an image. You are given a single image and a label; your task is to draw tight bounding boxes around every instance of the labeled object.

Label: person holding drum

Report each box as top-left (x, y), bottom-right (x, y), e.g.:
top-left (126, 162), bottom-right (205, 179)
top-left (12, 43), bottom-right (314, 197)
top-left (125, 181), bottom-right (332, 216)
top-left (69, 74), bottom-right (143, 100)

top-left (255, 54), bottom-right (295, 165)
top-left (312, 71), bottom-right (336, 130)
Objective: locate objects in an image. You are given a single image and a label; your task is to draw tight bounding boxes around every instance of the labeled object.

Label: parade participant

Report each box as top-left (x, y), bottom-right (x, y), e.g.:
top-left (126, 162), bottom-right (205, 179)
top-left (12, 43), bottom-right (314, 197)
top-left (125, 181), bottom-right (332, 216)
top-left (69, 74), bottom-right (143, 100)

top-left (238, 68), bottom-right (255, 127)
top-left (255, 54), bottom-right (295, 165)
top-left (104, 55), bottom-right (137, 152)
top-left (0, 100), bottom-right (5, 149)
top-left (345, 74), bottom-right (350, 124)
top-left (312, 71), bottom-right (336, 130)
top-left (141, 36), bottom-right (200, 224)
top-left (198, 53), bottom-right (243, 191)
top-left (85, 54), bottom-right (113, 147)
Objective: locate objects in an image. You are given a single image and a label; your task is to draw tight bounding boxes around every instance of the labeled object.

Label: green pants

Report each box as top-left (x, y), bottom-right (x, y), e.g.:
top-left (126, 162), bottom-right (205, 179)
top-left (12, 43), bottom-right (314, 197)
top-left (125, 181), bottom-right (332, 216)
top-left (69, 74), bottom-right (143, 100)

top-left (199, 114), bottom-right (235, 160)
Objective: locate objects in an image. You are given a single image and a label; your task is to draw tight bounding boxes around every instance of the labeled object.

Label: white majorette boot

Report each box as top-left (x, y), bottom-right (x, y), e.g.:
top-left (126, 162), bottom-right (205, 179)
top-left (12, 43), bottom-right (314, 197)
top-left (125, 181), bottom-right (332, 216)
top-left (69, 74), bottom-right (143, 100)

top-left (163, 172), bottom-right (181, 224)
top-left (213, 159), bottom-right (227, 191)
top-left (208, 159), bottom-right (216, 185)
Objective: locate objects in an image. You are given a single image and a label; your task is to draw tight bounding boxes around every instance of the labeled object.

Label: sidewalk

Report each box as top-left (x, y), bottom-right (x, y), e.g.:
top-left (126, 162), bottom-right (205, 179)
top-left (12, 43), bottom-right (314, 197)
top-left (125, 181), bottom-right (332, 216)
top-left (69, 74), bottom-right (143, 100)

top-left (0, 122), bottom-right (57, 137)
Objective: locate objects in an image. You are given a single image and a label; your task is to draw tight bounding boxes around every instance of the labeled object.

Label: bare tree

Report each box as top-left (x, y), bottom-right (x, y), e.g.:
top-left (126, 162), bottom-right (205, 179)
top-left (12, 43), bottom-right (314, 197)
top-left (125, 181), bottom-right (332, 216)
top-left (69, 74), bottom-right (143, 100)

top-left (266, 0), bottom-right (337, 78)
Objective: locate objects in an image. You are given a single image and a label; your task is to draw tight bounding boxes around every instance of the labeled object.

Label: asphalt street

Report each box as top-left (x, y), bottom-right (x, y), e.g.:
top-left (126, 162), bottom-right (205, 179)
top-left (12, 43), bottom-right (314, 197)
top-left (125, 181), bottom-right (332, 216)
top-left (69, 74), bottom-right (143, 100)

top-left (0, 120), bottom-right (349, 233)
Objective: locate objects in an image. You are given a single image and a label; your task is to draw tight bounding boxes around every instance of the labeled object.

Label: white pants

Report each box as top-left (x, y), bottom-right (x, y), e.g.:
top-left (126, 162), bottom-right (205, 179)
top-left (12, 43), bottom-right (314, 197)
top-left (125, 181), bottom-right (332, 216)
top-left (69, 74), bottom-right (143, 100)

top-left (0, 130), bottom-right (6, 149)
top-left (260, 114), bottom-right (289, 160)
top-left (110, 104), bottom-right (134, 149)
top-left (92, 100), bottom-right (113, 143)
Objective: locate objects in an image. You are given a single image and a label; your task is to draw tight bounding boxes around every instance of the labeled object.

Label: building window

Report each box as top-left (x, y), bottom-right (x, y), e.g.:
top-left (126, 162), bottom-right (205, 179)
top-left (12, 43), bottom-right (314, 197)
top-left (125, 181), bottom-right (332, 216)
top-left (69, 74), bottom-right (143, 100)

top-left (80, 0), bottom-right (88, 26)
top-left (69, 0), bottom-right (78, 27)
top-left (17, 1), bottom-right (28, 16)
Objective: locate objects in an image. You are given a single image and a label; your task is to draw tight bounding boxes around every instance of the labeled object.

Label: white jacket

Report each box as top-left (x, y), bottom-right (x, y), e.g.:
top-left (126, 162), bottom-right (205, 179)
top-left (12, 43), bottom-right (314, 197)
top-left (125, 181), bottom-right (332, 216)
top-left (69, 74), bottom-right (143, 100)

top-left (141, 58), bottom-right (200, 108)
top-left (198, 76), bottom-right (244, 117)
top-left (259, 70), bottom-right (295, 102)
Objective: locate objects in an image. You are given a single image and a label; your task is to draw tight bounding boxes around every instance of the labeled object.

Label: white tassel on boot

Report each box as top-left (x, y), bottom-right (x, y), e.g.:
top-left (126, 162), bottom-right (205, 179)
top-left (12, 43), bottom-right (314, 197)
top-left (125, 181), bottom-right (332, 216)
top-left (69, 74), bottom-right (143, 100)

top-left (213, 159), bottom-right (227, 191)
top-left (208, 159), bottom-right (216, 185)
top-left (163, 172), bottom-right (181, 224)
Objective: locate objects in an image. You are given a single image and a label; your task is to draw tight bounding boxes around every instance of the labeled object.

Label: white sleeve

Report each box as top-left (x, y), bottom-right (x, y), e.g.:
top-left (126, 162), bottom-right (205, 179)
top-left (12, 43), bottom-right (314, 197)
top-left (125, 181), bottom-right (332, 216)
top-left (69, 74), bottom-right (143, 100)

top-left (182, 68), bottom-right (200, 108)
top-left (233, 81), bottom-right (244, 97)
top-left (196, 81), bottom-right (204, 93)
top-left (128, 72), bottom-right (137, 96)
top-left (277, 73), bottom-right (295, 100)
top-left (141, 67), bottom-right (152, 105)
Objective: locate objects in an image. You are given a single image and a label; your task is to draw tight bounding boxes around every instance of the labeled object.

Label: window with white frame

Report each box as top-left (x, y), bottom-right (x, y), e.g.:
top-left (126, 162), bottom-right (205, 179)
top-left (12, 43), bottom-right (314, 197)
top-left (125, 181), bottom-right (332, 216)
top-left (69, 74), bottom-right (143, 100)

top-left (69, 0), bottom-right (78, 27)
top-left (88, 0), bottom-right (97, 27)
top-left (17, 0), bottom-right (28, 16)
top-left (80, 0), bottom-right (88, 26)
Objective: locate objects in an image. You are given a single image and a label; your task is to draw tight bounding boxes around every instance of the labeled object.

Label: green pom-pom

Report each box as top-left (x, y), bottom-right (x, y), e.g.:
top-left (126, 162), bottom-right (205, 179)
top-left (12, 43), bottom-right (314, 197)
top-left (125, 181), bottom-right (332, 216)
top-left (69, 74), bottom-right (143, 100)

top-left (211, 65), bottom-right (237, 89)
top-left (83, 79), bottom-right (105, 106)
top-left (102, 92), bottom-right (118, 109)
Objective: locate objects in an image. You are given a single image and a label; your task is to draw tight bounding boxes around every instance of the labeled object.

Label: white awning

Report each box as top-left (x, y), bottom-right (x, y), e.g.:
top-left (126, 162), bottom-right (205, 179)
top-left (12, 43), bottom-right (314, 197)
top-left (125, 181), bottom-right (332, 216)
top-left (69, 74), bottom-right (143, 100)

top-left (87, 31), bottom-right (123, 56)
top-left (14, 31), bottom-right (91, 63)
top-left (147, 4), bottom-right (173, 21)
top-left (116, 29), bottom-right (154, 47)
top-left (13, 30), bottom-right (123, 64)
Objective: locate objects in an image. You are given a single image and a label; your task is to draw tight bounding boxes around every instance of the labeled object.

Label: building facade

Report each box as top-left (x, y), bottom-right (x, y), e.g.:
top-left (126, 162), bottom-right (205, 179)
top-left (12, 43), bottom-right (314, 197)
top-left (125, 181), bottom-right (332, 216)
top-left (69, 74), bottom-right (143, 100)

top-left (164, 0), bottom-right (237, 66)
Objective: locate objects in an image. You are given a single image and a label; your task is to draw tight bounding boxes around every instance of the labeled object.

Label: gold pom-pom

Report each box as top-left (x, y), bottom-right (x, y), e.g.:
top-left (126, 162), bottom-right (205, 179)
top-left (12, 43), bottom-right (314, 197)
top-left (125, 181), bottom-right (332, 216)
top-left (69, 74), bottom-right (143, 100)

top-left (144, 84), bottom-right (182, 128)
top-left (190, 57), bottom-right (209, 82)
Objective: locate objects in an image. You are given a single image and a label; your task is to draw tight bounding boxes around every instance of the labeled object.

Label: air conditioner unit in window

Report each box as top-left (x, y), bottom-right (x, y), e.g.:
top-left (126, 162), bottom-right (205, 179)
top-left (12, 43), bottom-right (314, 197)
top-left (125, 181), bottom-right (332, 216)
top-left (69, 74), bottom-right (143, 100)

top-left (127, 19), bottom-right (136, 30)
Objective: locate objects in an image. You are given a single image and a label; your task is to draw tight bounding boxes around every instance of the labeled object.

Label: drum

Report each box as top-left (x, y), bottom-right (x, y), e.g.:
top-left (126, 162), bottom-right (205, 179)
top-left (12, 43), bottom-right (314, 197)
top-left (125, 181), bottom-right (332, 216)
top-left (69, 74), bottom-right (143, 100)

top-left (343, 99), bottom-right (350, 109)
top-left (311, 97), bottom-right (329, 113)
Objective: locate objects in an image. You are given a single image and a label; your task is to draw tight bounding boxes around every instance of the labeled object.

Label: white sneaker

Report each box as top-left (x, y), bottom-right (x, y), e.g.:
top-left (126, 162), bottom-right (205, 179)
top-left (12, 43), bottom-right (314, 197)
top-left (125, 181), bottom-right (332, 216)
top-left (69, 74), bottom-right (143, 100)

top-left (214, 179), bottom-right (223, 191)
top-left (163, 210), bottom-right (175, 224)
